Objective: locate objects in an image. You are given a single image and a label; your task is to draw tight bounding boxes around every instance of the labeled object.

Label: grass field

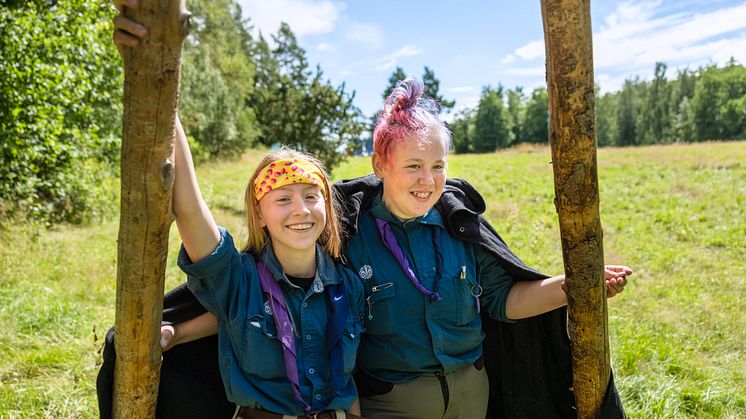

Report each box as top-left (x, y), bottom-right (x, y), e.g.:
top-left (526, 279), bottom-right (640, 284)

top-left (1, 141), bottom-right (744, 418)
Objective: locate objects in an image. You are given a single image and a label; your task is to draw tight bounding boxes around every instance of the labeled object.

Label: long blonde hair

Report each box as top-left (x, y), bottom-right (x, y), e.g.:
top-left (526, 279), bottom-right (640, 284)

top-left (240, 148), bottom-right (342, 259)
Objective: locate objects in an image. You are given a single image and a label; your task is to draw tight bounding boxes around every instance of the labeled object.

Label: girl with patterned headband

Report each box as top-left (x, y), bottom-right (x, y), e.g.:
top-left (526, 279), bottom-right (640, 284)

top-left (166, 113), bottom-right (365, 418)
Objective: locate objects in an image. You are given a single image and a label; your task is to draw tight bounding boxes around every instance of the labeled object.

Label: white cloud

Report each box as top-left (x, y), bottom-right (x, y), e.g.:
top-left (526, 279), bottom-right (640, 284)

top-left (515, 40), bottom-right (545, 60)
top-left (375, 45), bottom-right (423, 72)
top-left (501, 54), bottom-right (515, 64)
top-left (316, 42), bottom-right (337, 52)
top-left (237, 0), bottom-right (344, 37)
top-left (502, 1), bottom-right (746, 93)
top-left (497, 65), bottom-right (546, 77)
top-left (343, 22), bottom-right (385, 50)
top-left (594, 1), bottom-right (746, 71)
top-left (449, 86), bottom-right (477, 93)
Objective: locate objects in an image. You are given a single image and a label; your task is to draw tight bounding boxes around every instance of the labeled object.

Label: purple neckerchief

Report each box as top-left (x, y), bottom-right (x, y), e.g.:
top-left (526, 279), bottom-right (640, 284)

top-left (374, 217), bottom-right (442, 301)
top-left (255, 259), bottom-right (311, 413)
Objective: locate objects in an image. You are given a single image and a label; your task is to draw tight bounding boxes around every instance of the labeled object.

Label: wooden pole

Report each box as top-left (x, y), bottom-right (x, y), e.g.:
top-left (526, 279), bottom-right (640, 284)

top-left (113, 1), bottom-right (189, 417)
top-left (541, 1), bottom-right (610, 417)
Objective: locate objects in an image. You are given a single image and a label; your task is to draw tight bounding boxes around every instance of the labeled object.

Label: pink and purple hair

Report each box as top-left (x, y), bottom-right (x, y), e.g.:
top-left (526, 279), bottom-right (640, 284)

top-left (372, 77), bottom-right (451, 165)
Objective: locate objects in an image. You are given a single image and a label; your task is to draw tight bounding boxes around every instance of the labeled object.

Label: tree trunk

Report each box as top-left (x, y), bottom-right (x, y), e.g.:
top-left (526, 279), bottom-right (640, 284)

top-left (113, 1), bottom-right (189, 418)
top-left (541, 1), bottom-right (610, 417)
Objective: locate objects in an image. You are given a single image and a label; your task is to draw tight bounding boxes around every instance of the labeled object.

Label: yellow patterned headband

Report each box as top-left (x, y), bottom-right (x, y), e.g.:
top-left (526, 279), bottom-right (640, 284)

top-left (253, 158), bottom-right (327, 202)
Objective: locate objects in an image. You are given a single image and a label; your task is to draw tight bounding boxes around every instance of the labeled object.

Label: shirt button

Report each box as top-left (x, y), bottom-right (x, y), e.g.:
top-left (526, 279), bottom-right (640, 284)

top-left (315, 394), bottom-right (322, 400)
top-left (302, 302), bottom-right (308, 308)
top-left (306, 334), bottom-right (312, 340)
top-left (424, 273), bottom-right (430, 279)
top-left (459, 226), bottom-right (466, 232)
top-left (308, 368), bottom-right (315, 374)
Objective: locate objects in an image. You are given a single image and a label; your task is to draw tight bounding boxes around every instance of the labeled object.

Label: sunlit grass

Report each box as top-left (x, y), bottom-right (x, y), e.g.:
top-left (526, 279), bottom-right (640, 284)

top-left (1, 141), bottom-right (744, 417)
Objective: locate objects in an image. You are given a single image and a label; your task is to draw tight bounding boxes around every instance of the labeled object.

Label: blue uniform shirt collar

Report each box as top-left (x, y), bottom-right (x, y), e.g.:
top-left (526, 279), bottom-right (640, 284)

top-left (369, 193), bottom-right (445, 228)
top-left (259, 241), bottom-right (341, 290)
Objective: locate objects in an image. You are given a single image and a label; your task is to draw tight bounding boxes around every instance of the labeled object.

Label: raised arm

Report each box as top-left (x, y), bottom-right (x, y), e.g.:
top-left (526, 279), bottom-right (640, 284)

top-left (112, 0), bottom-right (219, 261)
top-left (172, 116), bottom-right (220, 262)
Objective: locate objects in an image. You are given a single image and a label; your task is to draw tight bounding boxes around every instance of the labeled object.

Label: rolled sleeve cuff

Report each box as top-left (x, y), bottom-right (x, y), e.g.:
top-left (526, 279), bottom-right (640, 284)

top-left (177, 227), bottom-right (235, 279)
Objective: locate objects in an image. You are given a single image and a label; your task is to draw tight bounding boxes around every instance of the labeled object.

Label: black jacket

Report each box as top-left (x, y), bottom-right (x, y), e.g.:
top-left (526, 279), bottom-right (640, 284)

top-left (334, 175), bottom-right (624, 419)
top-left (97, 175), bottom-right (625, 419)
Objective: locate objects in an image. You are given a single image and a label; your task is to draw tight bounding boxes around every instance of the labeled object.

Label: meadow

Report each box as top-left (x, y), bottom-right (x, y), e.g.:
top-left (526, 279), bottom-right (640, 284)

top-left (0, 141), bottom-right (744, 418)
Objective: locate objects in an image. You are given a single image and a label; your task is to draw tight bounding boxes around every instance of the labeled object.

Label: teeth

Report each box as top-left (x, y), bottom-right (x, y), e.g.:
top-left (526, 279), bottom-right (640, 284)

top-left (288, 223), bottom-right (312, 230)
top-left (413, 192), bottom-right (431, 199)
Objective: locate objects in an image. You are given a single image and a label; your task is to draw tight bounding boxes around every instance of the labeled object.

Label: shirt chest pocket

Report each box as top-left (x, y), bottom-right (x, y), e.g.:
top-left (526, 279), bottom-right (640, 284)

top-left (235, 313), bottom-right (286, 379)
top-left (364, 282), bottom-right (395, 335)
top-left (442, 267), bottom-right (480, 326)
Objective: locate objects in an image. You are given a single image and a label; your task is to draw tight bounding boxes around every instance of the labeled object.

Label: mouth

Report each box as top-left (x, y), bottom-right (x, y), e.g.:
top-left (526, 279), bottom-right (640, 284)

top-left (287, 223), bottom-right (314, 231)
top-left (411, 191), bottom-right (433, 200)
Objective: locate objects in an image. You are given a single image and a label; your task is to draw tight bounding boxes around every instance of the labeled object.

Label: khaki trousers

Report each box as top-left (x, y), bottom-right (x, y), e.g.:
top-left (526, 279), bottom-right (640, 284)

top-left (359, 364), bottom-right (488, 419)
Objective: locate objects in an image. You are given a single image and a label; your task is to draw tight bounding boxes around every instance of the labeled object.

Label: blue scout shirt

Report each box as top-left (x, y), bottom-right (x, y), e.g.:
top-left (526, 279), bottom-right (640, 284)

top-left (345, 197), bottom-right (515, 383)
top-left (179, 228), bottom-right (365, 415)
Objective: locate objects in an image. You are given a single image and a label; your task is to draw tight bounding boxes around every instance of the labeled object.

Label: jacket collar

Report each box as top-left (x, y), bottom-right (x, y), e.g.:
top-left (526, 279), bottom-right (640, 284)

top-left (368, 193), bottom-right (445, 228)
top-left (334, 174), bottom-right (479, 238)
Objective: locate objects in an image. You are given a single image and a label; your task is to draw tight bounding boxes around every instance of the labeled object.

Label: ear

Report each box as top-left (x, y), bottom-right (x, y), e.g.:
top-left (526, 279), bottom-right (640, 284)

top-left (372, 152), bottom-right (385, 178)
top-left (256, 208), bottom-right (267, 228)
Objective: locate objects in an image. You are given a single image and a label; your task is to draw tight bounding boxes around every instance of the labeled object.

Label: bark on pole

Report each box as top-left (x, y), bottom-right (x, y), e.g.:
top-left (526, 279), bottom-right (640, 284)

top-left (541, 1), bottom-right (610, 417)
top-left (113, 1), bottom-right (189, 417)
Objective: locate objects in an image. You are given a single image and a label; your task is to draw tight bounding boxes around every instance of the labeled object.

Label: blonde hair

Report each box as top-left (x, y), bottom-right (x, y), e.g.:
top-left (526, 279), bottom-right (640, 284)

top-left (240, 148), bottom-right (342, 259)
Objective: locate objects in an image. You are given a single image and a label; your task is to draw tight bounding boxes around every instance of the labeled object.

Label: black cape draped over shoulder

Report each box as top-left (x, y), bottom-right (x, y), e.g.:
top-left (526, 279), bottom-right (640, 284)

top-left (96, 175), bottom-right (625, 419)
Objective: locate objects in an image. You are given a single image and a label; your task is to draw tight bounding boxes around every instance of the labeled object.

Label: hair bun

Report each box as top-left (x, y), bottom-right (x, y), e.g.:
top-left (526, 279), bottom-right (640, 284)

top-left (389, 77), bottom-right (423, 112)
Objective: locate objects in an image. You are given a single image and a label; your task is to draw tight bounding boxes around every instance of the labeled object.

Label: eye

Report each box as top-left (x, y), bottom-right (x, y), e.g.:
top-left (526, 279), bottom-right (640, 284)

top-left (305, 193), bottom-right (320, 201)
top-left (275, 196), bottom-right (291, 203)
top-left (406, 164), bottom-right (421, 170)
top-left (433, 163), bottom-right (445, 171)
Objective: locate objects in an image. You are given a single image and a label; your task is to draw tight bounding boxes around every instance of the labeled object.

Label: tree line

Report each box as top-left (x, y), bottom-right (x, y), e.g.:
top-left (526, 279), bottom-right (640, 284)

top-left (449, 60), bottom-right (746, 153)
top-left (1, 1), bottom-right (745, 224)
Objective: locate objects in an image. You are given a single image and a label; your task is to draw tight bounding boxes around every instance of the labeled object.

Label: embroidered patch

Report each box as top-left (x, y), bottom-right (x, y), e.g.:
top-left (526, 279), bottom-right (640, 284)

top-left (359, 265), bottom-right (373, 280)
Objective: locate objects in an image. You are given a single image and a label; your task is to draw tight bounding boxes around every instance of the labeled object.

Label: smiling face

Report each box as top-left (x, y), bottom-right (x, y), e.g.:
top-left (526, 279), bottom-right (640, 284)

top-left (373, 131), bottom-right (448, 220)
top-left (257, 183), bottom-right (326, 262)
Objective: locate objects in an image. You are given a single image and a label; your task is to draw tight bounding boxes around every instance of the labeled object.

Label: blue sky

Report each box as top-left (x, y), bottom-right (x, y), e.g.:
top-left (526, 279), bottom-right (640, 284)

top-left (236, 0), bottom-right (746, 118)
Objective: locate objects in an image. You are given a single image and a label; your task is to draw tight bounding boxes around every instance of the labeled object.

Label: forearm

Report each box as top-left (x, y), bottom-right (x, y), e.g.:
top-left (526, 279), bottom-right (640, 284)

top-left (171, 312), bottom-right (219, 347)
top-left (505, 275), bottom-right (567, 320)
top-left (172, 116), bottom-right (220, 261)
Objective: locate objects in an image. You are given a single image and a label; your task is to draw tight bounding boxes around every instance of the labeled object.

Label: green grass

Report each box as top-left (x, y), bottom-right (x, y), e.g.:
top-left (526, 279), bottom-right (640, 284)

top-left (1, 142), bottom-right (744, 418)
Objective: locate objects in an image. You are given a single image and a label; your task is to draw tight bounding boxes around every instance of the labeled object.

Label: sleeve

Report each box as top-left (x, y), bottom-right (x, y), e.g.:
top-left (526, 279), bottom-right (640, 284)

top-left (476, 244), bottom-right (517, 323)
top-left (178, 226), bottom-right (259, 324)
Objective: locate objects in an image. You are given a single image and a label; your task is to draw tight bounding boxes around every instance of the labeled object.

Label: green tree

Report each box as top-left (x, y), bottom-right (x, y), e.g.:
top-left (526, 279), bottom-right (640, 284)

top-left (251, 23), bottom-right (364, 171)
top-left (450, 108), bottom-right (475, 154)
top-left (523, 87), bottom-right (549, 144)
top-left (692, 61), bottom-right (746, 140)
top-left (616, 78), bottom-right (641, 146)
top-left (380, 66), bottom-right (454, 113)
top-left (596, 90), bottom-right (618, 147)
top-left (506, 87), bottom-right (526, 144)
top-left (0, 0), bottom-right (122, 222)
top-left (637, 62), bottom-right (672, 144)
top-left (473, 85), bottom-right (510, 152)
top-left (423, 66), bottom-right (455, 112)
top-left (673, 96), bottom-right (695, 142)
top-left (381, 66), bottom-right (408, 101)
top-left (179, 0), bottom-right (258, 159)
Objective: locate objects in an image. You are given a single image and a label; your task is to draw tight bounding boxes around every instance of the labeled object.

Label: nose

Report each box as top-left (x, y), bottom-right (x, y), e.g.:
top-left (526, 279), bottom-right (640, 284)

top-left (419, 170), bottom-right (435, 185)
top-left (291, 198), bottom-right (311, 215)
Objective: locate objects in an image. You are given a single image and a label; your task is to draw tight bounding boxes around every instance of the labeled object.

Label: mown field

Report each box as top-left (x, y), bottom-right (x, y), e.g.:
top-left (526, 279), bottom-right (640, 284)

top-left (1, 141), bottom-right (744, 418)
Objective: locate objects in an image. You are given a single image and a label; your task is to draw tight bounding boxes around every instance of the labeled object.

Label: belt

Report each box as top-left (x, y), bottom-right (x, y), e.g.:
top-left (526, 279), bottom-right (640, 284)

top-left (235, 406), bottom-right (363, 419)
